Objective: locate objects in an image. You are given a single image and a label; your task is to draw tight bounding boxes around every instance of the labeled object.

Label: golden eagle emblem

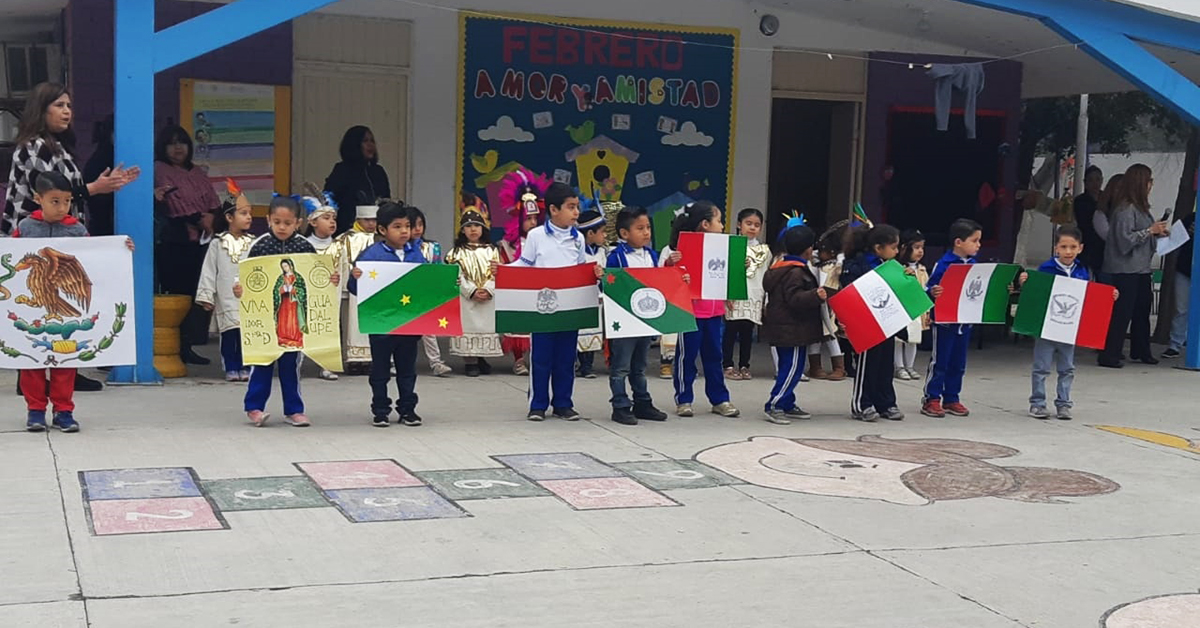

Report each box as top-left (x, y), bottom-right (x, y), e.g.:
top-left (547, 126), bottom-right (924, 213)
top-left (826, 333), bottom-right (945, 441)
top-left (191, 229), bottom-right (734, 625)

top-left (14, 247), bottom-right (93, 321)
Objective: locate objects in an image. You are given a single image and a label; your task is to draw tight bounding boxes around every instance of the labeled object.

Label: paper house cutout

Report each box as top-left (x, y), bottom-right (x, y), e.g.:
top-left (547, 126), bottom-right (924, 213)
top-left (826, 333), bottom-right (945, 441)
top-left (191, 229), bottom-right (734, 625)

top-left (564, 135), bottom-right (640, 202)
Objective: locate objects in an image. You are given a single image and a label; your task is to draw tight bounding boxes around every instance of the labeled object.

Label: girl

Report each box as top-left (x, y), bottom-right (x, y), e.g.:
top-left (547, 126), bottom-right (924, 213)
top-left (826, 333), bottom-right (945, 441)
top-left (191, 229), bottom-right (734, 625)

top-left (841, 224), bottom-right (905, 422)
top-left (665, 201), bottom-right (740, 418)
top-left (410, 207), bottom-right (453, 377)
top-left (807, 227), bottom-right (847, 381)
top-left (234, 196), bottom-right (334, 428)
top-left (445, 203), bottom-right (503, 376)
top-left (302, 192), bottom-right (340, 381)
top-left (497, 170), bottom-right (550, 375)
top-left (894, 229), bottom-right (930, 381)
top-left (723, 208), bottom-right (769, 381)
top-left (196, 180), bottom-right (255, 382)
top-left (576, 208), bottom-right (608, 378)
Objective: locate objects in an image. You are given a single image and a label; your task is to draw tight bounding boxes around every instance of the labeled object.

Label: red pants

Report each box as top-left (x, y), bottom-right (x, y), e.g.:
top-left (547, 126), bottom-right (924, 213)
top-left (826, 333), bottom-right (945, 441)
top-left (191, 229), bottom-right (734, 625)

top-left (20, 368), bottom-right (76, 413)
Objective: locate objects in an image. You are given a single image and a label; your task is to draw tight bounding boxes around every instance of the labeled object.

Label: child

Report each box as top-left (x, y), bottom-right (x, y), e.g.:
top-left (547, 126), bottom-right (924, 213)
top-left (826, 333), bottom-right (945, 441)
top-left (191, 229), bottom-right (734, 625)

top-left (15, 172), bottom-right (134, 433)
top-left (665, 201), bottom-right (740, 418)
top-left (1022, 226), bottom-right (1117, 420)
top-left (576, 209), bottom-right (608, 378)
top-left (605, 207), bottom-right (670, 425)
top-left (350, 202), bottom-right (428, 427)
top-left (302, 192), bottom-right (341, 381)
top-left (497, 169), bottom-right (551, 376)
top-left (841, 224), bottom-right (906, 422)
top-left (761, 224), bottom-right (828, 425)
top-left (723, 208), bottom-right (769, 381)
top-left (196, 180), bottom-right (255, 382)
top-left (236, 195), bottom-right (329, 427)
top-left (332, 204), bottom-right (378, 374)
top-left (445, 203), bottom-right (503, 376)
top-left (410, 207), bottom-right (453, 377)
top-left (894, 229), bottom-right (930, 381)
top-left (1163, 212), bottom-right (1194, 359)
top-left (922, 218), bottom-right (983, 418)
top-left (509, 182), bottom-right (602, 421)
top-left (808, 228), bottom-right (847, 381)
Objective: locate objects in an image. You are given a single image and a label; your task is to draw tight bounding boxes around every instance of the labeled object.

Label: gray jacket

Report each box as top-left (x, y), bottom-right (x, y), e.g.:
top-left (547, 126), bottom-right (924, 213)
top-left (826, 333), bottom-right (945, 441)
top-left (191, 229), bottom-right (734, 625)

top-left (1102, 204), bottom-right (1154, 275)
top-left (13, 214), bottom-right (89, 238)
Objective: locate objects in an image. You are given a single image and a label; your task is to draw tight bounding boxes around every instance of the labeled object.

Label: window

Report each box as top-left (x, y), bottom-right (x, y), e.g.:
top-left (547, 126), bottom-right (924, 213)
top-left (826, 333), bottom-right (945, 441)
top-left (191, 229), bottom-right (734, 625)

top-left (5, 44), bottom-right (50, 94)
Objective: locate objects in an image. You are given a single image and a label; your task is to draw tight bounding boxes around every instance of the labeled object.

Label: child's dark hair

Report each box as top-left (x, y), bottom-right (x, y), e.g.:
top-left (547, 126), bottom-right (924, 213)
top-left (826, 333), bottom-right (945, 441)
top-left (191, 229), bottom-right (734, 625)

top-left (375, 201), bottom-right (409, 231)
top-left (454, 216), bottom-right (492, 248)
top-left (670, 201), bottom-right (720, 248)
top-left (1054, 225), bottom-right (1084, 244)
top-left (736, 207), bottom-right (763, 226)
top-left (407, 205), bottom-right (426, 230)
top-left (268, 195), bottom-right (301, 219)
top-left (782, 225), bottom-right (816, 257)
top-left (616, 206), bottom-right (649, 236)
top-left (850, 224), bottom-right (900, 256)
top-left (214, 202), bottom-right (240, 234)
top-left (949, 218), bottom-right (983, 244)
top-left (544, 182), bottom-right (577, 211)
top-left (33, 170), bottom-right (72, 195)
top-left (841, 224), bottom-right (871, 258)
top-left (898, 229), bottom-right (925, 264)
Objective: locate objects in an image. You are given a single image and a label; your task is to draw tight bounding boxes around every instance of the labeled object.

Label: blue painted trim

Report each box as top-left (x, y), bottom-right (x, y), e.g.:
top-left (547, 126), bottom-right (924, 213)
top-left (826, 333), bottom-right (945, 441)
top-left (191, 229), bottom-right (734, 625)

top-left (153, 0), bottom-right (337, 73)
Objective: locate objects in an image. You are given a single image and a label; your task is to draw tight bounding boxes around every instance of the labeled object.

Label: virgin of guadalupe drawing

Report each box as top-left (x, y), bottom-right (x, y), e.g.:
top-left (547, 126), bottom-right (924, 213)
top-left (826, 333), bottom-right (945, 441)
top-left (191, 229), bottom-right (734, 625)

top-left (274, 258), bottom-right (308, 348)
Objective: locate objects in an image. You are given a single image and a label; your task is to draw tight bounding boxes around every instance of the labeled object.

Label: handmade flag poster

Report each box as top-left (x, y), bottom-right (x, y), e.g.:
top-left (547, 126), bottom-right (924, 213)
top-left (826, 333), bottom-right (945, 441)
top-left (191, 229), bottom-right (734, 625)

top-left (238, 253), bottom-right (342, 371)
top-left (829, 260), bottom-right (933, 352)
top-left (933, 263), bottom-right (1021, 324)
top-left (602, 268), bottom-right (697, 339)
top-left (677, 232), bottom-right (748, 300)
top-left (0, 236), bottom-right (135, 369)
top-left (355, 262), bottom-right (461, 336)
top-left (1013, 271), bottom-right (1115, 350)
top-left (494, 264), bottom-right (599, 333)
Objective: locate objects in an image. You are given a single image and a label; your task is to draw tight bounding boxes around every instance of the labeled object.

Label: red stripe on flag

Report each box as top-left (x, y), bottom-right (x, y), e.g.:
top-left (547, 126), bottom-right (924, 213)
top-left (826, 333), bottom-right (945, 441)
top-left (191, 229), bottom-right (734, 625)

top-left (496, 264), bottom-right (597, 290)
top-left (933, 264), bottom-right (968, 323)
top-left (1076, 282), bottom-right (1116, 350)
top-left (390, 299), bottom-right (463, 336)
top-left (676, 232), bottom-right (705, 299)
top-left (829, 283), bottom-right (887, 352)
top-left (624, 267), bottom-right (693, 312)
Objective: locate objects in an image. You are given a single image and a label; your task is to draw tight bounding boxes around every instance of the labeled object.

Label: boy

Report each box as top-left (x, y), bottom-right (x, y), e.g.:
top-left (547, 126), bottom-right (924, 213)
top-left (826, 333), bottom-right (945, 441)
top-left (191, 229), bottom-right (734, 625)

top-left (410, 208), bottom-right (453, 377)
top-left (334, 204), bottom-right (379, 373)
top-left (922, 218), bottom-right (983, 418)
top-left (349, 203), bottom-right (427, 427)
top-left (605, 207), bottom-right (669, 425)
top-left (576, 209), bottom-right (607, 378)
top-left (510, 182), bottom-right (603, 421)
top-left (760, 225), bottom-right (828, 425)
top-left (1163, 212), bottom-right (1194, 359)
top-left (1021, 226), bottom-right (1117, 420)
top-left (15, 171), bottom-right (135, 432)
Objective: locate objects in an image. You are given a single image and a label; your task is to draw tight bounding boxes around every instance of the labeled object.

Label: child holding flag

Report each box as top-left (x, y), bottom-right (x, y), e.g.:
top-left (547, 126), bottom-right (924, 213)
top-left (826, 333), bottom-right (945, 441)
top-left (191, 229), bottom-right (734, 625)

top-left (410, 207), bottom-right (453, 378)
top-left (761, 224), bottom-right (827, 424)
top-left (922, 219), bottom-right (983, 418)
top-left (576, 209), bottom-right (608, 378)
top-left (894, 229), bottom-right (930, 381)
top-left (840, 224), bottom-right (905, 422)
top-left (723, 208), bottom-right (769, 381)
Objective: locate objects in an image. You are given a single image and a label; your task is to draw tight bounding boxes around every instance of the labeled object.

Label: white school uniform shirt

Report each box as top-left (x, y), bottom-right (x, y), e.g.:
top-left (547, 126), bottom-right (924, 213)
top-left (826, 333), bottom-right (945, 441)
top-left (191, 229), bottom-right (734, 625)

top-left (625, 246), bottom-right (656, 268)
top-left (511, 221), bottom-right (587, 268)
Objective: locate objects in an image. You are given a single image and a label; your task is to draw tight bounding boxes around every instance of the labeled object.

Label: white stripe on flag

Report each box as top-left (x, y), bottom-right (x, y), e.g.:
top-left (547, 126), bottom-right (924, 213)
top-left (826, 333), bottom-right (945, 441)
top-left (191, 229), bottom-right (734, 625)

top-left (495, 285), bottom-right (599, 313)
top-left (1040, 274), bottom-right (1089, 345)
top-left (355, 262), bottom-right (418, 301)
top-left (602, 294), bottom-right (660, 338)
top-left (700, 233), bottom-right (729, 300)
top-left (854, 270), bottom-right (913, 338)
top-left (956, 264), bottom-right (995, 323)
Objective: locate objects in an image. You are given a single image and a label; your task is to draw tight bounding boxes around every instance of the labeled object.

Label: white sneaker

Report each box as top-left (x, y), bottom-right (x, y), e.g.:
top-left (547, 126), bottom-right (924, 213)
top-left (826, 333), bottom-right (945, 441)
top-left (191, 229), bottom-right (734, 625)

top-left (906, 368), bottom-right (922, 380)
top-left (432, 363), bottom-right (452, 377)
top-left (675, 403), bottom-right (694, 417)
top-left (320, 369), bottom-right (339, 381)
top-left (712, 402), bottom-right (740, 418)
top-left (894, 368), bottom-right (913, 381)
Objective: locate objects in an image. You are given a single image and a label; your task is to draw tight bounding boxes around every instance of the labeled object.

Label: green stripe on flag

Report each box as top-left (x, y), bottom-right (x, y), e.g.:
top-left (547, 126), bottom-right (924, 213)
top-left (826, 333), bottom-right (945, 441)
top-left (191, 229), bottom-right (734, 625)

top-left (984, 264), bottom-right (1020, 323)
top-left (495, 308), bottom-right (598, 333)
top-left (875, 260), bottom-right (934, 319)
top-left (727, 235), bottom-right (748, 300)
top-left (1012, 270), bottom-right (1052, 339)
top-left (605, 270), bottom-right (696, 333)
top-left (359, 265), bottom-right (459, 333)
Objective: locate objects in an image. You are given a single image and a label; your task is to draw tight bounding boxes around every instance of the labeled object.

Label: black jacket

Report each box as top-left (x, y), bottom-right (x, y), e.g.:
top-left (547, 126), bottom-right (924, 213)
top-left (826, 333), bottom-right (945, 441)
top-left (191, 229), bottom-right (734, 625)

top-left (1074, 192), bottom-right (1105, 272)
top-left (324, 160), bottom-right (390, 234)
top-left (761, 257), bottom-right (824, 347)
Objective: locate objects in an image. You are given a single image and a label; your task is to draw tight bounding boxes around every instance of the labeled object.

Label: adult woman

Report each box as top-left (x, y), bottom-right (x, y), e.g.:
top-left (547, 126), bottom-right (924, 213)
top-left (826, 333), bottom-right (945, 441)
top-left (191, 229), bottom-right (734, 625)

top-left (1100, 164), bottom-right (1169, 368)
top-left (1073, 165), bottom-right (1105, 274)
top-left (154, 124), bottom-right (220, 365)
top-left (324, 125), bottom-right (390, 234)
top-left (4, 83), bottom-right (139, 393)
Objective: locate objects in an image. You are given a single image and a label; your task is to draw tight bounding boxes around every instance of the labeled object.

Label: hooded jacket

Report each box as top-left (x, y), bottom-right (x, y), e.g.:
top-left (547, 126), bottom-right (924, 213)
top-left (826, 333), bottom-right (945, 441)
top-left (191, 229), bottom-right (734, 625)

top-left (761, 256), bottom-right (824, 347)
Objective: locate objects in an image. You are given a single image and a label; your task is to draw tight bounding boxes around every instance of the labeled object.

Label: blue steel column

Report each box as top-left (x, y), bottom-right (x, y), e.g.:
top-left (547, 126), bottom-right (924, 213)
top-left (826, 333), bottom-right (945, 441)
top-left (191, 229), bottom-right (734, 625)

top-left (1188, 194), bottom-right (1200, 369)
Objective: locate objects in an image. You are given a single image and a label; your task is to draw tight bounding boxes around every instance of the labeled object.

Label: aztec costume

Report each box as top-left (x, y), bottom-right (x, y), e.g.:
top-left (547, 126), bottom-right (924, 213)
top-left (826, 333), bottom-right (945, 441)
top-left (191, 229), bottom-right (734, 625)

top-left (496, 169), bottom-right (551, 375)
top-left (301, 189), bottom-right (341, 380)
top-left (445, 207), bottom-right (503, 359)
top-left (332, 204), bottom-right (378, 369)
top-left (196, 179), bottom-right (255, 377)
top-left (576, 207), bottom-right (607, 355)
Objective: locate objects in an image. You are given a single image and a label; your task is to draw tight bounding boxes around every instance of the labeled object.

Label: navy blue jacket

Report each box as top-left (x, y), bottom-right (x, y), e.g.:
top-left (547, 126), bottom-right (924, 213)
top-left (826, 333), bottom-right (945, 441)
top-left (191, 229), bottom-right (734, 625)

top-left (1036, 258), bottom-right (1090, 281)
top-left (927, 250), bottom-right (976, 329)
top-left (839, 253), bottom-right (883, 287)
top-left (348, 238), bottom-right (427, 295)
top-left (606, 241), bottom-right (660, 268)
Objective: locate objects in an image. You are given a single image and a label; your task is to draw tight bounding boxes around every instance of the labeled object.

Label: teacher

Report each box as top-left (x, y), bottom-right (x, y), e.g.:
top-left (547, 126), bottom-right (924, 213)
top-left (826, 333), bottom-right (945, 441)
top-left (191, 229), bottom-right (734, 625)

top-left (324, 125), bottom-right (390, 234)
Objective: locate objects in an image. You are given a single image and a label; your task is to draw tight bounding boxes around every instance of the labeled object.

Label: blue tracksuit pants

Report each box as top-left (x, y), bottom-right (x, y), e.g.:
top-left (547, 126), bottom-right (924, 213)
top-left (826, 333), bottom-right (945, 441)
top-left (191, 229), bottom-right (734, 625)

top-left (924, 324), bottom-right (972, 404)
top-left (765, 346), bottom-right (806, 412)
top-left (674, 316), bottom-right (730, 406)
top-left (529, 330), bottom-right (578, 411)
top-left (244, 352), bottom-right (303, 415)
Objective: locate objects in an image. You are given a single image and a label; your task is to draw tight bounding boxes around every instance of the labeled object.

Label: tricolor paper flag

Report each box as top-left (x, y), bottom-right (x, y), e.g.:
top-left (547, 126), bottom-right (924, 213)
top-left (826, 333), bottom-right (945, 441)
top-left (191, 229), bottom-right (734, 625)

top-left (1013, 271), bottom-right (1115, 350)
top-left (356, 262), bottom-right (462, 336)
top-left (829, 259), bottom-right (933, 352)
top-left (602, 268), bottom-right (697, 339)
top-left (933, 263), bottom-right (1021, 324)
top-left (677, 232), bottom-right (748, 300)
top-left (495, 264), bottom-right (599, 333)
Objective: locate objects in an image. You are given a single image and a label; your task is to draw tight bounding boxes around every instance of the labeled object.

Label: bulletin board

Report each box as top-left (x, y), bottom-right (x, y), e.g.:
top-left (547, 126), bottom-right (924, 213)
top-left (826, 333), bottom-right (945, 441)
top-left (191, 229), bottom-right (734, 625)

top-left (181, 79), bottom-right (292, 217)
top-left (457, 12), bottom-right (738, 236)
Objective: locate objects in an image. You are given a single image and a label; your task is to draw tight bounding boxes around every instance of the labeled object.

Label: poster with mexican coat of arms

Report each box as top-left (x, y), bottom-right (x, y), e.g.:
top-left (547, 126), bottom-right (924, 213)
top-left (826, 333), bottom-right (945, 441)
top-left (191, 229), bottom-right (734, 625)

top-left (238, 253), bottom-right (342, 371)
top-left (0, 236), bottom-right (135, 368)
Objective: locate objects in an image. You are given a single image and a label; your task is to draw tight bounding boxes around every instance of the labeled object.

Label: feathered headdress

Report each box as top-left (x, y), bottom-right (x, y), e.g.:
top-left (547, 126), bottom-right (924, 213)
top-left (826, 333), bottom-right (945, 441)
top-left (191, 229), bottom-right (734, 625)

top-left (499, 168), bottom-right (551, 245)
top-left (777, 210), bottom-right (808, 241)
top-left (221, 178), bottom-right (251, 214)
top-left (459, 191), bottom-right (490, 230)
top-left (852, 202), bottom-right (874, 228)
top-left (300, 182), bottom-right (338, 224)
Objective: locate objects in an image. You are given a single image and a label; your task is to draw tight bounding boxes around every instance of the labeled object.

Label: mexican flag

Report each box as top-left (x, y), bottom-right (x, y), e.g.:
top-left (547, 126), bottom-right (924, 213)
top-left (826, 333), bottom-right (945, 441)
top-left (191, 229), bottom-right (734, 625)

top-left (829, 259), bottom-right (933, 352)
top-left (495, 264), bottom-right (599, 333)
top-left (356, 262), bottom-right (462, 336)
top-left (676, 232), bottom-right (748, 300)
top-left (602, 268), bottom-right (697, 339)
top-left (933, 263), bottom-right (1021, 324)
top-left (1013, 271), bottom-right (1115, 349)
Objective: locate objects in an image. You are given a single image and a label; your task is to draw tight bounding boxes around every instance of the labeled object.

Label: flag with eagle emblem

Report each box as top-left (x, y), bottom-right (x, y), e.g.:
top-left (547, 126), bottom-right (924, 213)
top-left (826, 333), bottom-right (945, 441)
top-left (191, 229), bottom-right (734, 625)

top-left (829, 259), bottom-right (932, 352)
top-left (1013, 271), bottom-right (1115, 349)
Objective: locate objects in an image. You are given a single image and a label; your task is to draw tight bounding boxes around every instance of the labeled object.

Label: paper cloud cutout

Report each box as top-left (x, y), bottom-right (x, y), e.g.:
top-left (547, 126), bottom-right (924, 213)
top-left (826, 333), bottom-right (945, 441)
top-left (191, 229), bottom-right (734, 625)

top-left (478, 116), bottom-right (534, 142)
top-left (662, 121), bottom-right (714, 147)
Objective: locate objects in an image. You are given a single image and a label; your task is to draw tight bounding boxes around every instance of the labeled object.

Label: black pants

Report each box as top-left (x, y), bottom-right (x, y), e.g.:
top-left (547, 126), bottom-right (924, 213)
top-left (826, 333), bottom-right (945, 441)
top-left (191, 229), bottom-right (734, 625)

top-left (157, 240), bottom-right (212, 347)
top-left (722, 319), bottom-right (755, 368)
top-left (369, 334), bottom-right (420, 417)
top-left (852, 337), bottom-right (896, 415)
top-left (1102, 273), bottom-right (1153, 362)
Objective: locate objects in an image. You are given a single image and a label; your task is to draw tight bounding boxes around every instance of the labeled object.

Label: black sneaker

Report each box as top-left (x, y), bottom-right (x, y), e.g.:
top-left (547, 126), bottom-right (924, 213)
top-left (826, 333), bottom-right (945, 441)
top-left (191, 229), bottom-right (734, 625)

top-left (784, 406), bottom-right (814, 420)
top-left (527, 409), bottom-right (546, 422)
top-left (553, 407), bottom-right (583, 421)
top-left (181, 347), bottom-right (211, 366)
top-left (477, 358), bottom-right (493, 375)
top-left (611, 407), bottom-right (638, 425)
top-left (1162, 348), bottom-right (1181, 359)
top-left (75, 374), bottom-right (103, 392)
top-left (464, 363), bottom-right (481, 377)
top-left (633, 402), bottom-right (668, 421)
top-left (372, 415), bottom-right (390, 428)
top-left (400, 413), bottom-right (422, 427)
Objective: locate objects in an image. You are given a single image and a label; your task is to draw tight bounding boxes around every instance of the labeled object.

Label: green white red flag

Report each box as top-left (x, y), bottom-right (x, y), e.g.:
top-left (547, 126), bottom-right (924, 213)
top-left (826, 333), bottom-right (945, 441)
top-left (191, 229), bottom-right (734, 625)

top-left (1013, 271), bottom-right (1115, 349)
top-left (829, 260), bottom-right (933, 352)
top-left (602, 268), bottom-right (697, 339)
top-left (494, 264), bottom-right (599, 333)
top-left (356, 262), bottom-right (462, 336)
top-left (677, 232), bottom-right (748, 300)
top-left (933, 263), bottom-right (1021, 324)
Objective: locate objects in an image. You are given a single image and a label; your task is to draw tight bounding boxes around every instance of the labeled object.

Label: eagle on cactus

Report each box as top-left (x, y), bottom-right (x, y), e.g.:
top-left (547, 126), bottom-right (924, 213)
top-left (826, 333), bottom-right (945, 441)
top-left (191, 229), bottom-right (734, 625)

top-left (13, 247), bottom-right (92, 322)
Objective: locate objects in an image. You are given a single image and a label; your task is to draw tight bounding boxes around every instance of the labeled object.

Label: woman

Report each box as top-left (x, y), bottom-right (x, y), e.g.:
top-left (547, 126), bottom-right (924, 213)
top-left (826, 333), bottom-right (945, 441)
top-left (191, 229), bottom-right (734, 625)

top-left (1100, 164), bottom-right (1169, 368)
top-left (1073, 165), bottom-right (1104, 274)
top-left (274, 258), bottom-right (307, 349)
top-left (154, 124), bottom-right (220, 366)
top-left (324, 125), bottom-right (390, 234)
top-left (5, 83), bottom-right (139, 393)
top-left (82, 115), bottom-right (116, 236)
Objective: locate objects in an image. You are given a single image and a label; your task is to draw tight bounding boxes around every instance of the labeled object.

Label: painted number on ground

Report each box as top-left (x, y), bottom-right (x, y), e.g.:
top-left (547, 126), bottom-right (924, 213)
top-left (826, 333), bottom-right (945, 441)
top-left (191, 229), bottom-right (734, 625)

top-left (125, 509), bottom-right (193, 522)
top-left (234, 489), bottom-right (296, 500)
top-left (453, 479), bottom-right (523, 490)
